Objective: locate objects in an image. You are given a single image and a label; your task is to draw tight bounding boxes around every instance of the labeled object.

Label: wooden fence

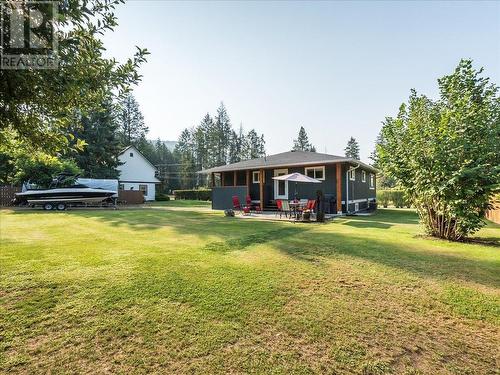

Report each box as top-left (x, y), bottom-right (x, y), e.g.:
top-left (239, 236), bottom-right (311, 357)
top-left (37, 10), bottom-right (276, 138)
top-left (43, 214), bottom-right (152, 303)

top-left (0, 185), bottom-right (21, 206)
top-left (118, 190), bottom-right (145, 205)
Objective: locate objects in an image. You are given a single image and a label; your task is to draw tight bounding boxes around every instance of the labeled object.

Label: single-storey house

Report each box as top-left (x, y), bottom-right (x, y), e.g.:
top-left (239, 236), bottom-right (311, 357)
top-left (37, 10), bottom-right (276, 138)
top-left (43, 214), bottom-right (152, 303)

top-left (117, 145), bottom-right (160, 201)
top-left (200, 150), bottom-right (377, 214)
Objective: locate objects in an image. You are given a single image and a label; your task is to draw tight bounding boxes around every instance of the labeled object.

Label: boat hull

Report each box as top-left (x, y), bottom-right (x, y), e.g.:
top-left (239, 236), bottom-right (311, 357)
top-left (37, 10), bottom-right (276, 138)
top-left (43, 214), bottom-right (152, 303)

top-left (16, 188), bottom-right (116, 205)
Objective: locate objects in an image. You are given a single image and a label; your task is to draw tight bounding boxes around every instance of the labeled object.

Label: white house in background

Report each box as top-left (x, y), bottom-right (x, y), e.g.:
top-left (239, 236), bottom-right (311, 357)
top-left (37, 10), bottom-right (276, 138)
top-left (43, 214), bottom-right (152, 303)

top-left (117, 145), bottom-right (160, 201)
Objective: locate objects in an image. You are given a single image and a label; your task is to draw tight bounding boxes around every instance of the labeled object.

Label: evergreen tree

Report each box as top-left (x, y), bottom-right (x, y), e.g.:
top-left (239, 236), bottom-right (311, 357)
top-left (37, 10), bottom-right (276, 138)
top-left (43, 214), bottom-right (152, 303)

top-left (247, 129), bottom-right (266, 159)
top-left (344, 137), bottom-right (360, 159)
top-left (175, 129), bottom-right (196, 189)
top-left (135, 137), bottom-right (158, 163)
top-left (213, 102), bottom-right (232, 166)
top-left (117, 94), bottom-right (148, 146)
top-left (193, 114), bottom-right (212, 170)
top-left (292, 126), bottom-right (315, 151)
top-left (72, 100), bottom-right (122, 179)
top-left (236, 124), bottom-right (250, 161)
top-left (228, 124), bottom-right (250, 164)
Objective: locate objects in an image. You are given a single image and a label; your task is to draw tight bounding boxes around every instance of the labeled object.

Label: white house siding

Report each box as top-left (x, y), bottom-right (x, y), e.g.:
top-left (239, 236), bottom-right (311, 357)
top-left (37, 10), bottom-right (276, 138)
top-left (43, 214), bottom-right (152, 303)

top-left (117, 146), bottom-right (160, 201)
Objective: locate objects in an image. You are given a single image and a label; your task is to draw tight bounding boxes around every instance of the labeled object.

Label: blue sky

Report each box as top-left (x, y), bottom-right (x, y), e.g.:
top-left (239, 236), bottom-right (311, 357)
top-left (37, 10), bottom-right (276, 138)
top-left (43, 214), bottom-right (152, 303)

top-left (102, 1), bottom-right (500, 161)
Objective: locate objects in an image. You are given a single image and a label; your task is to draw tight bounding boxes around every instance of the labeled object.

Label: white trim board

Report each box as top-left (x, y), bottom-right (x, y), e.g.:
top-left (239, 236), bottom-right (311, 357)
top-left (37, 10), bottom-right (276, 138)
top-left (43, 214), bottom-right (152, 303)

top-left (341, 198), bottom-right (376, 204)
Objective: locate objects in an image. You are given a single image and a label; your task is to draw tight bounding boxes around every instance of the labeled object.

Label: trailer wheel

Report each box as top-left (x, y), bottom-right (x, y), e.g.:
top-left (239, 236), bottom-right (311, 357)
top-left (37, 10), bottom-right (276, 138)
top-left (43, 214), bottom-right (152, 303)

top-left (43, 203), bottom-right (54, 211)
top-left (56, 203), bottom-right (67, 211)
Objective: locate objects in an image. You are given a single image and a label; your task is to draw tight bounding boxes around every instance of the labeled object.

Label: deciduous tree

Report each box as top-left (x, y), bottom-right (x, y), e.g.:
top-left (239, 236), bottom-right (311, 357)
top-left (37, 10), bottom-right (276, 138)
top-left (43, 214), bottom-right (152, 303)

top-left (377, 59), bottom-right (500, 240)
top-left (0, 0), bottom-right (148, 155)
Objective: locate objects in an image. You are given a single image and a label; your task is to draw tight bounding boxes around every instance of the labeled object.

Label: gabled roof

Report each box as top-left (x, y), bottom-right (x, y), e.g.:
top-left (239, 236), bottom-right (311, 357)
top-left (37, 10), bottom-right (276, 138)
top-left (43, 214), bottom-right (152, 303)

top-left (198, 150), bottom-right (377, 173)
top-left (119, 145), bottom-right (158, 171)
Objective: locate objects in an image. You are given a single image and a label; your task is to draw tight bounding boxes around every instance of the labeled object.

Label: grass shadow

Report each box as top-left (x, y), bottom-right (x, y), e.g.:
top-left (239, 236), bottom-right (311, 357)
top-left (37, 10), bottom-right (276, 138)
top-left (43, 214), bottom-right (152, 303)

top-left (341, 220), bottom-right (392, 230)
top-left (273, 230), bottom-right (500, 288)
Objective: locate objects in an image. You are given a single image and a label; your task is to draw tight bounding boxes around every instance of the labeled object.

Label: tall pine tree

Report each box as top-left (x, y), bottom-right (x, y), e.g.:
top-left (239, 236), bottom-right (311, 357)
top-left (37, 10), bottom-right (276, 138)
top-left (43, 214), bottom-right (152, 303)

top-left (292, 126), bottom-right (316, 152)
top-left (213, 102), bottom-right (232, 166)
top-left (247, 129), bottom-right (266, 159)
top-left (174, 129), bottom-right (196, 189)
top-left (72, 100), bottom-right (122, 178)
top-left (117, 94), bottom-right (148, 146)
top-left (344, 137), bottom-right (360, 159)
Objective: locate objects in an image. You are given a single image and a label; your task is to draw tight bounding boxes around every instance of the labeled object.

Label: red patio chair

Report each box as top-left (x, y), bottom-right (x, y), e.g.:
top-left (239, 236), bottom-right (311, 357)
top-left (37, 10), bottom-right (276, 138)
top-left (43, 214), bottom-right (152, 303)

top-left (232, 195), bottom-right (242, 212)
top-left (246, 195), bottom-right (261, 213)
top-left (303, 199), bottom-right (316, 219)
top-left (233, 195), bottom-right (250, 215)
top-left (276, 199), bottom-right (283, 217)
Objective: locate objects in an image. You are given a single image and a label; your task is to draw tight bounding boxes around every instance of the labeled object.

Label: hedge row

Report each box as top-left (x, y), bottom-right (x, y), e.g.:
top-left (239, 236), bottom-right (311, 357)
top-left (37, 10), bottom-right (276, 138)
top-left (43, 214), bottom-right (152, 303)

top-left (155, 193), bottom-right (171, 201)
top-left (377, 189), bottom-right (411, 208)
top-left (174, 189), bottom-right (212, 201)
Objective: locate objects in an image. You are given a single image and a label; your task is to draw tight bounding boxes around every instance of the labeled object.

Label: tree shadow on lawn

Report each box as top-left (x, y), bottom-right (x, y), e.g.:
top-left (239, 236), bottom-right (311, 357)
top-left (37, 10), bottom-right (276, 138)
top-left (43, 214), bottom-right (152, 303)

top-left (272, 230), bottom-right (500, 289)
top-left (361, 209), bottom-right (420, 225)
top-left (341, 220), bottom-right (392, 230)
top-left (12, 208), bottom-right (310, 247)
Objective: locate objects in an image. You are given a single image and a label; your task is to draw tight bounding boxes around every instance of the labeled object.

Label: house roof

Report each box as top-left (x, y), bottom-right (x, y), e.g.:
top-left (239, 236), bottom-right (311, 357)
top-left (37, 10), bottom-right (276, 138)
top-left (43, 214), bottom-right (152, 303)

top-left (198, 150), bottom-right (377, 174)
top-left (119, 145), bottom-right (158, 171)
top-left (119, 145), bottom-right (161, 182)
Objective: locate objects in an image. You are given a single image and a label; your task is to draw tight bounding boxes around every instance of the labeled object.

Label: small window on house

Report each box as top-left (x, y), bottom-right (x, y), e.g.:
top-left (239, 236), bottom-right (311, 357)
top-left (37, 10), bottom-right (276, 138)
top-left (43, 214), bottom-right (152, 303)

top-left (361, 170), bottom-right (366, 183)
top-left (139, 184), bottom-right (148, 195)
top-left (130, 152), bottom-right (134, 157)
top-left (119, 184), bottom-right (124, 190)
top-left (304, 166), bottom-right (325, 180)
top-left (349, 169), bottom-right (356, 181)
top-left (369, 174), bottom-right (375, 189)
top-left (252, 171), bottom-right (260, 184)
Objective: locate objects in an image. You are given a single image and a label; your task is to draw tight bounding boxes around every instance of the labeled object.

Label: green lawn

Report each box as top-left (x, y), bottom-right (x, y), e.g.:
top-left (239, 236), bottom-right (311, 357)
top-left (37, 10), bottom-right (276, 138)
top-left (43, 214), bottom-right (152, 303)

top-left (1, 204), bottom-right (498, 374)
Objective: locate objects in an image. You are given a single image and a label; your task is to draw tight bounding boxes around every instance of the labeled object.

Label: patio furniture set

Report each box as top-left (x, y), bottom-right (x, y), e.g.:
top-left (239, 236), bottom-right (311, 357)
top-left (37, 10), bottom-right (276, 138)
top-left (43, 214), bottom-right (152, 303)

top-left (232, 195), bottom-right (317, 222)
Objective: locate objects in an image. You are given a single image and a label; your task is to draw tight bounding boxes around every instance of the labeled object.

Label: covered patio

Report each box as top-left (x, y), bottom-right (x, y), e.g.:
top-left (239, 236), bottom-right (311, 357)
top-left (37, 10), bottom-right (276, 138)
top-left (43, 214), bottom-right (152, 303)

top-left (198, 150), bottom-right (377, 214)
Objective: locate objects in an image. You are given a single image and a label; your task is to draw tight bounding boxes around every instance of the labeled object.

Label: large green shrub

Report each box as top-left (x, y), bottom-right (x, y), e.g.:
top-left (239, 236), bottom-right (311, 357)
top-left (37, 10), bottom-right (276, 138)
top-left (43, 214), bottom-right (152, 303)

top-left (14, 153), bottom-right (82, 187)
top-left (377, 60), bottom-right (500, 240)
top-left (390, 190), bottom-right (406, 208)
top-left (174, 189), bottom-right (212, 201)
top-left (155, 193), bottom-right (170, 201)
top-left (377, 190), bottom-right (391, 207)
top-left (377, 190), bottom-right (410, 208)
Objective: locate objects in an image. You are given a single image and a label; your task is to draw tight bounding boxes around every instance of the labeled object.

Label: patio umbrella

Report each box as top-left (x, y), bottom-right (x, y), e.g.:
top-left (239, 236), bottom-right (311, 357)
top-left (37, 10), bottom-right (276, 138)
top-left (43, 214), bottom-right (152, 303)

top-left (272, 172), bottom-right (321, 198)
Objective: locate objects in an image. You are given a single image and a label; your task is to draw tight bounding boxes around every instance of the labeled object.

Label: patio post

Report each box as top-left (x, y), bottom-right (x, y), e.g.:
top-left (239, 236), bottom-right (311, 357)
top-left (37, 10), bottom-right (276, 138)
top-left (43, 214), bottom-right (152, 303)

top-left (211, 173), bottom-right (215, 188)
top-left (336, 163), bottom-right (342, 214)
top-left (259, 169), bottom-right (264, 211)
top-left (246, 170), bottom-right (250, 192)
top-left (221, 172), bottom-right (225, 187)
top-left (233, 171), bottom-right (237, 186)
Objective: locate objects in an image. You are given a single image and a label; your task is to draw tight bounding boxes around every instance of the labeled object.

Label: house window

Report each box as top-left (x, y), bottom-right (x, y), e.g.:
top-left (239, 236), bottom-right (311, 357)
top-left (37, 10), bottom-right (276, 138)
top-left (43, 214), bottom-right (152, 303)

top-left (305, 166), bottom-right (325, 180)
top-left (252, 171), bottom-right (260, 184)
top-left (119, 184), bottom-right (124, 190)
top-left (369, 174), bottom-right (375, 189)
top-left (361, 170), bottom-right (366, 183)
top-left (130, 152), bottom-right (134, 157)
top-left (139, 184), bottom-right (148, 195)
top-left (349, 169), bottom-right (356, 181)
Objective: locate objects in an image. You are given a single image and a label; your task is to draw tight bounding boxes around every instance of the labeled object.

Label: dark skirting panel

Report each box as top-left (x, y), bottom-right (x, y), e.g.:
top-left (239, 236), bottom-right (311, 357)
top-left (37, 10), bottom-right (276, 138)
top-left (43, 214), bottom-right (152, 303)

top-left (212, 186), bottom-right (249, 210)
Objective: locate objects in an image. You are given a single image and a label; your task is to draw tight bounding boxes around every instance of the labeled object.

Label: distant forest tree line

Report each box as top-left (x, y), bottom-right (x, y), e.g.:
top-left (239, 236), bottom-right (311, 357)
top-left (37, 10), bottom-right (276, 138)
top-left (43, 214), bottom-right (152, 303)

top-left (1, 86), bottom-right (364, 193)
